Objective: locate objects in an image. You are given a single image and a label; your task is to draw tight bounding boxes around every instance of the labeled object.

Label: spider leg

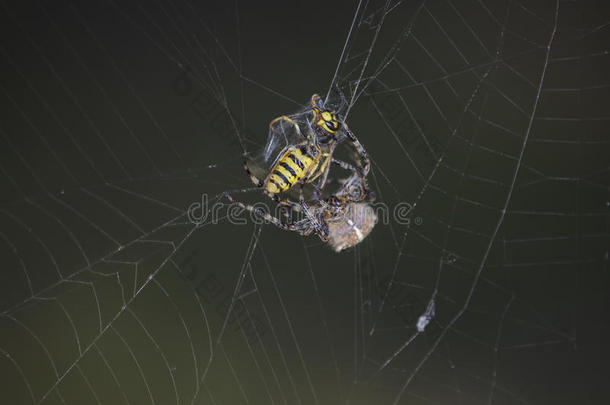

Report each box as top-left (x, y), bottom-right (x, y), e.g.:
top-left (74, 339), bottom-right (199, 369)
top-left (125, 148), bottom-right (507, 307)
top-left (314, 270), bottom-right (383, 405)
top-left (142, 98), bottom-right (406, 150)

top-left (224, 192), bottom-right (295, 232)
top-left (298, 182), bottom-right (306, 204)
top-left (299, 199), bottom-right (329, 242)
top-left (224, 190), bottom-right (328, 242)
top-left (330, 157), bottom-right (371, 201)
top-left (331, 158), bottom-right (359, 175)
top-left (291, 185), bottom-right (327, 239)
top-left (277, 183), bottom-right (305, 214)
top-left (277, 198), bottom-right (303, 218)
top-left (343, 124), bottom-right (370, 177)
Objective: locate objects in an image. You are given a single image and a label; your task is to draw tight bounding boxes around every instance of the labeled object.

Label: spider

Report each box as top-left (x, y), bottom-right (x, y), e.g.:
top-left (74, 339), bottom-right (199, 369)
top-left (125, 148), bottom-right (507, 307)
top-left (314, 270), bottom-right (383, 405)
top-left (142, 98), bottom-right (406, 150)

top-left (224, 172), bottom-right (376, 251)
top-left (243, 93), bottom-right (370, 205)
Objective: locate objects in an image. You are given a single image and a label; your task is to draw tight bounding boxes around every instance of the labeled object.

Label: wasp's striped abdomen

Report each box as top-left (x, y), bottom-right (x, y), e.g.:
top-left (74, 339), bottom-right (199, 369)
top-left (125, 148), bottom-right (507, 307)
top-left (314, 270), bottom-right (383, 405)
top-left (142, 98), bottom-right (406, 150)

top-left (265, 146), bottom-right (315, 194)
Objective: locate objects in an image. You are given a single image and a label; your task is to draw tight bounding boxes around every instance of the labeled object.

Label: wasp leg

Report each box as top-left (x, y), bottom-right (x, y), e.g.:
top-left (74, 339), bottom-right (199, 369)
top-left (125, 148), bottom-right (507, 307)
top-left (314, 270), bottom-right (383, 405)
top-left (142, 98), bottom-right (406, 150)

top-left (269, 115), bottom-right (305, 139)
top-left (310, 148), bottom-right (365, 202)
top-left (309, 144), bottom-right (337, 201)
top-left (243, 161), bottom-right (264, 188)
top-left (270, 116), bottom-right (318, 157)
top-left (243, 160), bottom-right (285, 206)
top-left (277, 183), bottom-right (307, 218)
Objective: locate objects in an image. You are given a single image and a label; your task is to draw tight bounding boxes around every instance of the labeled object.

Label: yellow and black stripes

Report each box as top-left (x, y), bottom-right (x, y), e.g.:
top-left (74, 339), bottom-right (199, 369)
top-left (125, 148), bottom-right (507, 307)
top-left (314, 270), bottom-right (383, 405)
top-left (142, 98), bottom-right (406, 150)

top-left (264, 146), bottom-right (318, 194)
top-left (290, 152), bottom-right (304, 167)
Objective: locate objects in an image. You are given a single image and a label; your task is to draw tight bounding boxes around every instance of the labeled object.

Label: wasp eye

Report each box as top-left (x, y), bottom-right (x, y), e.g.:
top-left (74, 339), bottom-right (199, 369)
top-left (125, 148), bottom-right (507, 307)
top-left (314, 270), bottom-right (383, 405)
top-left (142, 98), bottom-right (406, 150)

top-left (325, 121), bottom-right (339, 132)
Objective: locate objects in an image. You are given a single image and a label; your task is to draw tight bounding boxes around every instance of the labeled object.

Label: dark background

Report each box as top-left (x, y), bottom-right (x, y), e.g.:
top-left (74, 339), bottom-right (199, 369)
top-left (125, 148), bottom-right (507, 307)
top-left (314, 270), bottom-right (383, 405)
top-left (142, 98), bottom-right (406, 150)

top-left (0, 0), bottom-right (609, 404)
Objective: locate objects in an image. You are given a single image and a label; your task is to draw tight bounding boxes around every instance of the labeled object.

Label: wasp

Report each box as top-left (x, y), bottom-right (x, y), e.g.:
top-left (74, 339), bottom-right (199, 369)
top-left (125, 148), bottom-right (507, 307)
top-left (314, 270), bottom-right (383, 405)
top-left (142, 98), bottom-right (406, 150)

top-left (243, 114), bottom-right (331, 199)
top-left (244, 93), bottom-right (369, 202)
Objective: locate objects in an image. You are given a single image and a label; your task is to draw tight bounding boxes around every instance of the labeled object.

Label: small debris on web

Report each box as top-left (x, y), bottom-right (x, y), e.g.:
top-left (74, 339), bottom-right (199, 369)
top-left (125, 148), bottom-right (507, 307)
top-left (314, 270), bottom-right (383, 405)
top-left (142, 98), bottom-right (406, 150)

top-left (416, 298), bottom-right (435, 332)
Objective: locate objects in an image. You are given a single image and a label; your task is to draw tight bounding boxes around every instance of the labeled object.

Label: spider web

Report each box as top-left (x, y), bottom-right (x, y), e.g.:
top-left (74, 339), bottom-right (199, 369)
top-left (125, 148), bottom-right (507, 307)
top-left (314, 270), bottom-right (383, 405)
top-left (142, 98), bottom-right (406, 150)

top-left (1, 0), bottom-right (609, 404)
